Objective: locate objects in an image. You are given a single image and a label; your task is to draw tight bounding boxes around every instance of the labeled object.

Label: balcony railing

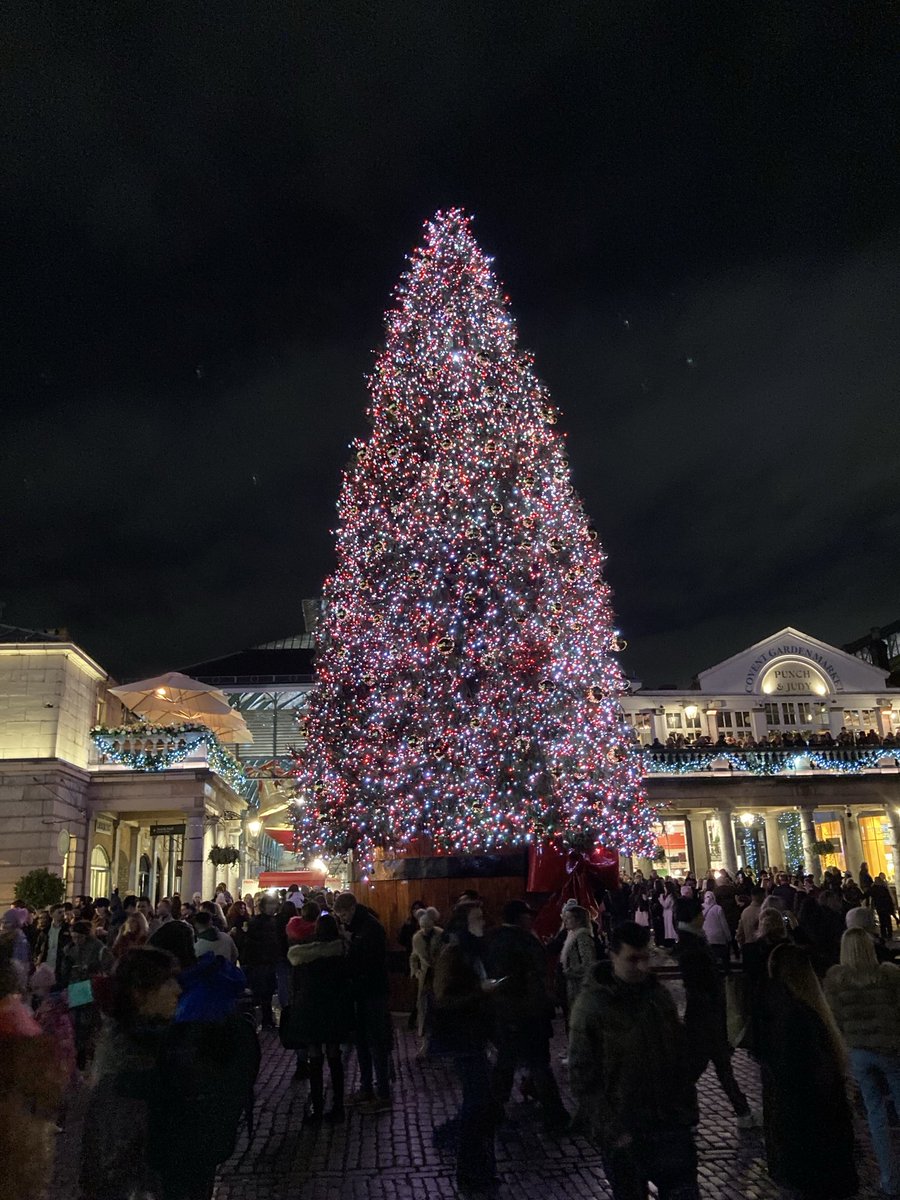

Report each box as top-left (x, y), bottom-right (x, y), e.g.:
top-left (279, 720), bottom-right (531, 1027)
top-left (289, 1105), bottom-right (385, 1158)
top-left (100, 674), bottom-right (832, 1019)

top-left (643, 745), bottom-right (900, 777)
top-left (90, 723), bottom-right (252, 798)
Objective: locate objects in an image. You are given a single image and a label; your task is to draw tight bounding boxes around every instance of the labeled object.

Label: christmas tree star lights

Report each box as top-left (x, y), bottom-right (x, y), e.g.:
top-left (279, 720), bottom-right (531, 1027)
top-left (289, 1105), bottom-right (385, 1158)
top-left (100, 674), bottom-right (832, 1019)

top-left (293, 209), bottom-right (654, 869)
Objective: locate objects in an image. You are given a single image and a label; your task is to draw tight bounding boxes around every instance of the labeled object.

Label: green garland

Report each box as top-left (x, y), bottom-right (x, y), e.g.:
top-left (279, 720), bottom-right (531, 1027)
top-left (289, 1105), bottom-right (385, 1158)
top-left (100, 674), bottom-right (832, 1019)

top-left (91, 723), bottom-right (251, 799)
top-left (644, 747), bottom-right (898, 777)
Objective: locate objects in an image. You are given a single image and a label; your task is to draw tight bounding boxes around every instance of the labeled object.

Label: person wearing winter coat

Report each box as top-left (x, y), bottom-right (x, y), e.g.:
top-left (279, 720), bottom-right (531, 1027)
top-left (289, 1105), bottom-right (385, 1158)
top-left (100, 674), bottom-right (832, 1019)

top-left (332, 892), bottom-right (392, 1111)
top-left (484, 900), bottom-right (568, 1132)
top-left (79, 948), bottom-right (181, 1200)
top-left (825, 928), bottom-right (900, 1196)
top-left (568, 921), bottom-right (700, 1200)
top-left (870, 874), bottom-right (897, 942)
top-left (736, 888), bottom-right (764, 949)
top-left (661, 882), bottom-right (678, 947)
top-left (0, 951), bottom-right (66, 1200)
top-left (758, 943), bottom-right (857, 1199)
top-left (286, 914), bottom-right (354, 1124)
top-left (672, 906), bottom-right (758, 1129)
top-left (559, 904), bottom-right (597, 1010)
top-left (432, 902), bottom-right (500, 1193)
top-left (409, 907), bottom-right (443, 1051)
top-left (33, 905), bottom-right (71, 980)
top-left (242, 896), bottom-right (281, 1029)
top-left (192, 910), bottom-right (238, 962)
top-left (701, 890), bottom-right (732, 973)
top-left (112, 911), bottom-right (149, 958)
top-left (152, 953), bottom-right (260, 1200)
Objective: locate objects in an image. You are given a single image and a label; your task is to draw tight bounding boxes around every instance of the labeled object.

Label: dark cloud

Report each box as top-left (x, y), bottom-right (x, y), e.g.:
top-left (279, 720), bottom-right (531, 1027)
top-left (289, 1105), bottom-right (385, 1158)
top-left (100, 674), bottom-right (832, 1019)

top-left (2, 3), bottom-right (899, 681)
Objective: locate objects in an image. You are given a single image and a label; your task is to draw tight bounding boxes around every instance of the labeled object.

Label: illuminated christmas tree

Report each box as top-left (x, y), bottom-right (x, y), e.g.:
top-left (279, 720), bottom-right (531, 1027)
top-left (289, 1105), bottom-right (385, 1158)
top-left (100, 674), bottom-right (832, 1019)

top-left (294, 209), bottom-right (654, 870)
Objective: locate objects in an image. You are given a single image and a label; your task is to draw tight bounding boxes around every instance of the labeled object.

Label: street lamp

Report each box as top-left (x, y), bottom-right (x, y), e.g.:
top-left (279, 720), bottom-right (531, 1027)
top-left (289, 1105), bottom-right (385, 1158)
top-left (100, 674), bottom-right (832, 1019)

top-left (739, 812), bottom-right (755, 828)
top-left (247, 818), bottom-right (261, 838)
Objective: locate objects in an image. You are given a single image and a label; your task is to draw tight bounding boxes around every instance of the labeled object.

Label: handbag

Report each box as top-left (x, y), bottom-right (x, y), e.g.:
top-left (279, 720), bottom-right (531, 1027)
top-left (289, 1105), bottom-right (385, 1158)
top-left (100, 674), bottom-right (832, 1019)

top-left (67, 978), bottom-right (94, 1008)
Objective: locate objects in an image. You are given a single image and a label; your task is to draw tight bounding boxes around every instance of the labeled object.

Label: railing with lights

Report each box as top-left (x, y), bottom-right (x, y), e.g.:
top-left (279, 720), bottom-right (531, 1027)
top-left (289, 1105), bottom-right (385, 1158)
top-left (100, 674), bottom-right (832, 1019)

top-left (90, 723), bottom-right (252, 798)
top-left (642, 745), bottom-right (900, 777)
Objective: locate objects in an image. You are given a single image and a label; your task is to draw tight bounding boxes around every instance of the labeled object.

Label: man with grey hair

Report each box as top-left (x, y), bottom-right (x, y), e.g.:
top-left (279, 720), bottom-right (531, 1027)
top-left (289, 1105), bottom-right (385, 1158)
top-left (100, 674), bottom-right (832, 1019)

top-left (332, 892), bottom-right (392, 1111)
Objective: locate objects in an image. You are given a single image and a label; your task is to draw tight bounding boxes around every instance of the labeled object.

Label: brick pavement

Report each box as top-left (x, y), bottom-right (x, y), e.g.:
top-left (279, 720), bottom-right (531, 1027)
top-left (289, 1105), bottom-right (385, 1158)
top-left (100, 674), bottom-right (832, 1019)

top-left (50, 1011), bottom-right (890, 1200)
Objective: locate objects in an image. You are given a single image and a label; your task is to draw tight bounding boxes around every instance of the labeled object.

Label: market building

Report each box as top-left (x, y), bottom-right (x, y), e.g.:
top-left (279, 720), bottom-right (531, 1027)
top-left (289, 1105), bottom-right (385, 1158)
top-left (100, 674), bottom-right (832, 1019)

top-left (2, 618), bottom-right (900, 906)
top-left (621, 626), bottom-right (900, 881)
top-left (0, 624), bottom-right (278, 909)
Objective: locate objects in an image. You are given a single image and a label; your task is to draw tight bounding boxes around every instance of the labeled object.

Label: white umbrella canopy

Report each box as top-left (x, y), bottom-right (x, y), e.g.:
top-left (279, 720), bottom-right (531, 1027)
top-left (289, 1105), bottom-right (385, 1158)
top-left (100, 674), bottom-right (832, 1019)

top-left (204, 710), bottom-right (254, 744)
top-left (109, 671), bottom-right (235, 726)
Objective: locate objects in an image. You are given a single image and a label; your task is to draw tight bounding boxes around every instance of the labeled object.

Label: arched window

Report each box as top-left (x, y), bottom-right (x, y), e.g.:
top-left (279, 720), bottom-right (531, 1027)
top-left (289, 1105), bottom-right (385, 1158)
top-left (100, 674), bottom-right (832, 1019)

top-left (90, 845), bottom-right (111, 901)
top-left (138, 853), bottom-right (151, 898)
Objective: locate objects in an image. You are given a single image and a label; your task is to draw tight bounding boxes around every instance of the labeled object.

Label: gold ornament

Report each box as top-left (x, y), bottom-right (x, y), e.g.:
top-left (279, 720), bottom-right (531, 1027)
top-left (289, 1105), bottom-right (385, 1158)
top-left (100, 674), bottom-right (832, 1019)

top-left (491, 500), bottom-right (504, 515)
top-left (612, 637), bottom-right (628, 652)
top-left (485, 440), bottom-right (497, 454)
top-left (548, 538), bottom-right (563, 553)
top-left (539, 678), bottom-right (555, 693)
top-left (544, 407), bottom-right (558, 424)
top-left (587, 685), bottom-right (603, 703)
top-left (437, 637), bottom-right (454, 656)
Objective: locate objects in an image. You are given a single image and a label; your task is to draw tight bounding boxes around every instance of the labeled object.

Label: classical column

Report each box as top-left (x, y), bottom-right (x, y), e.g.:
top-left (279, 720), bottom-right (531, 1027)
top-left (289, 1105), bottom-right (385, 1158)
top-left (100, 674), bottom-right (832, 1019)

top-left (715, 808), bottom-right (739, 876)
top-left (181, 814), bottom-right (206, 902)
top-left (841, 809), bottom-right (865, 876)
top-left (110, 818), bottom-right (122, 892)
top-left (130, 827), bottom-right (142, 894)
top-left (885, 807), bottom-right (900, 877)
top-left (764, 811), bottom-right (784, 870)
top-left (149, 833), bottom-right (159, 903)
top-left (687, 813), bottom-right (710, 876)
top-left (799, 807), bottom-right (822, 882)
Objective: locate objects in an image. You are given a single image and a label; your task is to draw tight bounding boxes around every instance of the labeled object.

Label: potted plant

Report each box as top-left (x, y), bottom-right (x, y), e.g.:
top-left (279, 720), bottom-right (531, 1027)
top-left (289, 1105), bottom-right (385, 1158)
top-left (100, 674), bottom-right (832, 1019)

top-left (207, 845), bottom-right (240, 866)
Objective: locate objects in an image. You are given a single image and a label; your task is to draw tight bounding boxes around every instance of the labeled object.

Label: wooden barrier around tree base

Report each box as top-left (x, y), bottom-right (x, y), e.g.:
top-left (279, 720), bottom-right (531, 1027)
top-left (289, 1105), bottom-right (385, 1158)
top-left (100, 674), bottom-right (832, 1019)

top-left (348, 874), bottom-right (531, 948)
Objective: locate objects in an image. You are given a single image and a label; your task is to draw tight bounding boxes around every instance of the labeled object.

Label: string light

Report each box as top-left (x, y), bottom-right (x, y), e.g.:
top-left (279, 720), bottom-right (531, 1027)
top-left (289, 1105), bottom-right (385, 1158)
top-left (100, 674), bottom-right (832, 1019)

top-left (644, 747), bottom-right (898, 777)
top-left (292, 209), bottom-right (654, 871)
top-left (778, 811), bottom-right (804, 874)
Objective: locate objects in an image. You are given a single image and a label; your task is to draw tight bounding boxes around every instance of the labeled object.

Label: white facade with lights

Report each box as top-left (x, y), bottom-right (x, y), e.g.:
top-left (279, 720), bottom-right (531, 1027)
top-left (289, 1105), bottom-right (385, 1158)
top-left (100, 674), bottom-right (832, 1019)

top-left (620, 627), bottom-right (900, 882)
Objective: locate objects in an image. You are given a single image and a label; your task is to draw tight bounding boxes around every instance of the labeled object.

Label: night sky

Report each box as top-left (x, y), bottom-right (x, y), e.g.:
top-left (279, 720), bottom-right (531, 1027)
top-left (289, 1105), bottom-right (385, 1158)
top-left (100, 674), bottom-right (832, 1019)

top-left (4, 4), bottom-right (899, 686)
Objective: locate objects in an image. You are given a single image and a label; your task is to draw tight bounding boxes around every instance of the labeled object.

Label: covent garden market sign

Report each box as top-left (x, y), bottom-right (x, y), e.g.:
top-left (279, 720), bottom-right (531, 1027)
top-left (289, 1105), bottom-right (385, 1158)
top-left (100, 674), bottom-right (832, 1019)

top-left (743, 642), bottom-right (845, 695)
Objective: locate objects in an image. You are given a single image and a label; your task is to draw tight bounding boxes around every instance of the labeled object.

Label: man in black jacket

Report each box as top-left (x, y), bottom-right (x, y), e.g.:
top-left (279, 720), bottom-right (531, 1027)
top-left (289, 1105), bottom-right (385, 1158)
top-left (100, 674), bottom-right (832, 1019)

top-left (484, 900), bottom-right (568, 1131)
top-left (672, 904), bottom-right (759, 1129)
top-left (569, 922), bottom-right (700, 1200)
top-left (35, 904), bottom-right (71, 981)
top-left (242, 895), bottom-right (281, 1029)
top-left (333, 892), bottom-right (392, 1111)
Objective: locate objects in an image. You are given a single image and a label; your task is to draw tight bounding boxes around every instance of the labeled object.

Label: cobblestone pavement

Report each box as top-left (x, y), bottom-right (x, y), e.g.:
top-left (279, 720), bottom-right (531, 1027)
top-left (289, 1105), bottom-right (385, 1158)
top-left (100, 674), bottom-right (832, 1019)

top-left (50, 1009), bottom-right (891, 1200)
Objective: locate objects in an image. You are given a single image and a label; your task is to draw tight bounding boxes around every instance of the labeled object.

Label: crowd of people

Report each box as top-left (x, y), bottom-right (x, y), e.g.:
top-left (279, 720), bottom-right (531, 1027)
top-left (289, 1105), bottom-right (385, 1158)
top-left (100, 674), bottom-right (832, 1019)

top-left (648, 726), bottom-right (898, 753)
top-left (1, 861), bottom-right (899, 1199)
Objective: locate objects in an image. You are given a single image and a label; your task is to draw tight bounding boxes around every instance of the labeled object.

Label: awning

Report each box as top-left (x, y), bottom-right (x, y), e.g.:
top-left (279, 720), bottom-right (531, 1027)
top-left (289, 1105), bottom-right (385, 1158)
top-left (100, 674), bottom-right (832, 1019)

top-left (258, 870), bottom-right (327, 888)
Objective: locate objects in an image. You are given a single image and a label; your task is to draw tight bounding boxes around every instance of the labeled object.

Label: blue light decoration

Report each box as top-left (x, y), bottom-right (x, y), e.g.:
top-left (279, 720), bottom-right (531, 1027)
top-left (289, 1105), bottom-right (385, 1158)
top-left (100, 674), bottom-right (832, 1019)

top-left (91, 724), bottom-right (251, 799)
top-left (777, 811), bottom-right (804, 873)
top-left (643, 748), bottom-right (898, 777)
top-left (292, 209), bottom-right (654, 872)
top-left (738, 816), bottom-right (761, 873)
